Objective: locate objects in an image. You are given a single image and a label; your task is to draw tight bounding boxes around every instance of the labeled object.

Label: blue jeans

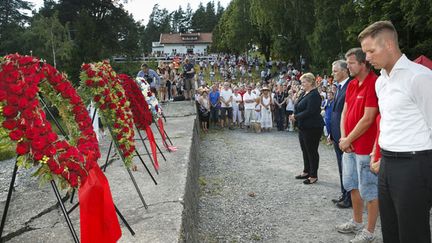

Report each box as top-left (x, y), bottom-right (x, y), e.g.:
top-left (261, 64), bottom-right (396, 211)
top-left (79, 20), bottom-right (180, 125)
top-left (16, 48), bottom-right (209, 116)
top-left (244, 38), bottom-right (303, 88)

top-left (342, 152), bottom-right (378, 202)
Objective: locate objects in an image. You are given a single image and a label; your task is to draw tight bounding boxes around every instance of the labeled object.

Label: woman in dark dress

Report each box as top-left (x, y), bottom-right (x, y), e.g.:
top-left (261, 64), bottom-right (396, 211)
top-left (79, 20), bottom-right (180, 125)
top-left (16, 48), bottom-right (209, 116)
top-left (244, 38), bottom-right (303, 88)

top-left (289, 73), bottom-right (324, 184)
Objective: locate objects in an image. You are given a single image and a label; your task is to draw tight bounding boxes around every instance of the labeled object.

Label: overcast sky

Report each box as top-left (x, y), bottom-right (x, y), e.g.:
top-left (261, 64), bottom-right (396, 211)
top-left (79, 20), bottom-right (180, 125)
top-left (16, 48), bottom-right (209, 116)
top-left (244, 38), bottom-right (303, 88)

top-left (28, 0), bottom-right (232, 24)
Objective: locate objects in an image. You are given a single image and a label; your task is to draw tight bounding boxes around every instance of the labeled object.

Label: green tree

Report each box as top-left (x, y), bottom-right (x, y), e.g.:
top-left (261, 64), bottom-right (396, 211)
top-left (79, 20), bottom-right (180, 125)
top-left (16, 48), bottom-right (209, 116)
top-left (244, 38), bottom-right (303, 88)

top-left (0, 0), bottom-right (32, 55)
top-left (25, 12), bottom-right (73, 68)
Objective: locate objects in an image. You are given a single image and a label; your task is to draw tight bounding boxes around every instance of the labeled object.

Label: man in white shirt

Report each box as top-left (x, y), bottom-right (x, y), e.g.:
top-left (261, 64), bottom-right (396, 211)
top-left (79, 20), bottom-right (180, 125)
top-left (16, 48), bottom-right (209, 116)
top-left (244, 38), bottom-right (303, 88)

top-left (219, 82), bottom-right (234, 129)
top-left (243, 85), bottom-right (256, 129)
top-left (359, 20), bottom-right (432, 243)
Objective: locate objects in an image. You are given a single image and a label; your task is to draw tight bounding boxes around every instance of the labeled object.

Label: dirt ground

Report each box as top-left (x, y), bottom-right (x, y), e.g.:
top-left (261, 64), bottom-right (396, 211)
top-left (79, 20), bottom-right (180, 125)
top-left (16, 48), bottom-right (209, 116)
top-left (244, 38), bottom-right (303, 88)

top-left (197, 127), bottom-right (383, 243)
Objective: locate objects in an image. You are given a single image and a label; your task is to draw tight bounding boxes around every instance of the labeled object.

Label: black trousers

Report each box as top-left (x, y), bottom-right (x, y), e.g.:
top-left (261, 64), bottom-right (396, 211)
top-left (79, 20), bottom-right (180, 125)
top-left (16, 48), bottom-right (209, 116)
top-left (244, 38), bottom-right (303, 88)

top-left (275, 107), bottom-right (285, 130)
top-left (298, 128), bottom-right (322, 178)
top-left (333, 141), bottom-right (351, 203)
top-left (379, 152), bottom-right (432, 243)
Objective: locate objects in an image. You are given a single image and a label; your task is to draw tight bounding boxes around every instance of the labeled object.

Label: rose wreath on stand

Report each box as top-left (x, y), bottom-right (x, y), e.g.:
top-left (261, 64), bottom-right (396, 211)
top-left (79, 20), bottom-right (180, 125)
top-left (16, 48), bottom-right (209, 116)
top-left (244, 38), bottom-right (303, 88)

top-left (0, 54), bottom-right (121, 243)
top-left (79, 61), bottom-right (136, 167)
top-left (117, 74), bottom-right (160, 171)
top-left (136, 77), bottom-right (177, 152)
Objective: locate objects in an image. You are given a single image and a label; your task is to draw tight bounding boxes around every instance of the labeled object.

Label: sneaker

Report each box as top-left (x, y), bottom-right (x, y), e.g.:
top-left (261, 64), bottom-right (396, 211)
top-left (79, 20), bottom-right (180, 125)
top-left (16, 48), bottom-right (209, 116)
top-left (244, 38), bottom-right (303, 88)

top-left (336, 219), bottom-right (363, 234)
top-left (350, 229), bottom-right (375, 243)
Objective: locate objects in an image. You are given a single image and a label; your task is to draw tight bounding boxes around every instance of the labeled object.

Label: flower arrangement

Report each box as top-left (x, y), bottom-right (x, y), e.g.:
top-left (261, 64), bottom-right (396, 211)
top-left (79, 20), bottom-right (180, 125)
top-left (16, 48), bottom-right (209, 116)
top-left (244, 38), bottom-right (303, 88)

top-left (118, 74), bottom-right (152, 130)
top-left (0, 54), bottom-right (100, 188)
top-left (79, 61), bottom-right (136, 166)
top-left (136, 77), bottom-right (163, 120)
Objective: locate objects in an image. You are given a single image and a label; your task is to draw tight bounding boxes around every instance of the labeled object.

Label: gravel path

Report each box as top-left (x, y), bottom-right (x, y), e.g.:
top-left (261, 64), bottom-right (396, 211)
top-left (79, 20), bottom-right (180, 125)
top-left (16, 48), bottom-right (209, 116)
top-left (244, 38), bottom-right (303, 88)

top-left (197, 128), bottom-right (383, 243)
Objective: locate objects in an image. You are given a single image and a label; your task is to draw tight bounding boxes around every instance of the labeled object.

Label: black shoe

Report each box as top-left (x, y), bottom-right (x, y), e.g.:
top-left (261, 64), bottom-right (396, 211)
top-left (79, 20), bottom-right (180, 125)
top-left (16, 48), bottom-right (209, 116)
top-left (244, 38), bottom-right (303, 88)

top-left (295, 173), bottom-right (309, 179)
top-left (303, 177), bottom-right (318, 184)
top-left (331, 196), bottom-right (344, 204)
top-left (336, 200), bottom-right (352, 208)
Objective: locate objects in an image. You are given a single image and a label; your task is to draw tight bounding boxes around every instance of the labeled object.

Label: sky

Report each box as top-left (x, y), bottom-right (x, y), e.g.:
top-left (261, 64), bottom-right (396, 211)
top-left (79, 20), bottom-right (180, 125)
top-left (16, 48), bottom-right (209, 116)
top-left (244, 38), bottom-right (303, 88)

top-left (28, 0), bottom-right (232, 24)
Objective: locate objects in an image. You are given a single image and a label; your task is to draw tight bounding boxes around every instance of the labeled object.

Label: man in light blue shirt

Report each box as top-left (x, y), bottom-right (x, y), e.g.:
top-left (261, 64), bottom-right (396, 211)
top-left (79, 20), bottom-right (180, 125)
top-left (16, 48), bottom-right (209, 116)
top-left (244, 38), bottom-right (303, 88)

top-left (137, 63), bottom-right (160, 89)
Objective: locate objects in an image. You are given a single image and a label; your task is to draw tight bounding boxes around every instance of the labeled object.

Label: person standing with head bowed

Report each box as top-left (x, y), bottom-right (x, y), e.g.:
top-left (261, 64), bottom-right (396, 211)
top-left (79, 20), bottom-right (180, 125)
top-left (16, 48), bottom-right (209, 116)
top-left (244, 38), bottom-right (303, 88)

top-left (359, 20), bottom-right (432, 243)
top-left (290, 73), bottom-right (324, 185)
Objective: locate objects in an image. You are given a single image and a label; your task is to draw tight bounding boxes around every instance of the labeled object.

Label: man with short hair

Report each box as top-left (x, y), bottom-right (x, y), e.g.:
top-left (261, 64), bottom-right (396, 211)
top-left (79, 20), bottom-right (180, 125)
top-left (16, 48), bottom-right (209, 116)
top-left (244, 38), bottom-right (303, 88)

top-left (360, 20), bottom-right (432, 243)
top-left (219, 82), bottom-right (234, 129)
top-left (336, 48), bottom-right (379, 243)
top-left (183, 58), bottom-right (195, 100)
top-left (243, 85), bottom-right (256, 129)
top-left (209, 84), bottom-right (220, 128)
top-left (329, 59), bottom-right (352, 209)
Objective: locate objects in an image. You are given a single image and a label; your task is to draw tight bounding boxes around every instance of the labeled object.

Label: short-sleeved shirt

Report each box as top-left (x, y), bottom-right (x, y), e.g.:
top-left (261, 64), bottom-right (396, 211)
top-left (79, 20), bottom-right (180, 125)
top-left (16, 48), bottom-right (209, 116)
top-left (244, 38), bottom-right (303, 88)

top-left (209, 91), bottom-right (220, 108)
top-left (243, 92), bottom-right (256, 110)
top-left (344, 71), bottom-right (378, 155)
top-left (184, 63), bottom-right (194, 79)
top-left (220, 89), bottom-right (233, 108)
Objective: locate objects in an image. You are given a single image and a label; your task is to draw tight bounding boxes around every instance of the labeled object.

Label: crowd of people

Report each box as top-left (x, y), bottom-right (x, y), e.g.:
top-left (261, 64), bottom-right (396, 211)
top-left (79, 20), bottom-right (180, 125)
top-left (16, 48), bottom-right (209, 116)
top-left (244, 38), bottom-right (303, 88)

top-left (137, 21), bottom-right (432, 243)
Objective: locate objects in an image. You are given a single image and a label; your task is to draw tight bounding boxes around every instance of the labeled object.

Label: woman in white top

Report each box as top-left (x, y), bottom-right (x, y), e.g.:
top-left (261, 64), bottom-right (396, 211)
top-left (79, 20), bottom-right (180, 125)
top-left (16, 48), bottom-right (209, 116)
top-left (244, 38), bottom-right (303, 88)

top-left (198, 88), bottom-right (210, 132)
top-left (285, 91), bottom-right (295, 131)
top-left (260, 86), bottom-right (273, 131)
top-left (232, 87), bottom-right (243, 127)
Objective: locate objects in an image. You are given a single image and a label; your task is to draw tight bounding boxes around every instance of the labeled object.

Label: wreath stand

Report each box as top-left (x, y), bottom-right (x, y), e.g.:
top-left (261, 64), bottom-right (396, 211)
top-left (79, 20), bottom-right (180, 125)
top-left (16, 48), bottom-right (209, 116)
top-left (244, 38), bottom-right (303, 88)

top-left (69, 105), bottom-right (160, 206)
top-left (153, 116), bottom-right (175, 150)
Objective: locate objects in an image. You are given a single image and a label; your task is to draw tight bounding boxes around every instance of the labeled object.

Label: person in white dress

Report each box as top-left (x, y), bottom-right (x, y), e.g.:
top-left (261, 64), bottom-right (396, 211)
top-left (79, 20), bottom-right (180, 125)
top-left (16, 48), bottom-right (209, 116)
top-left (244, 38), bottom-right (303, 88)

top-left (260, 86), bottom-right (273, 131)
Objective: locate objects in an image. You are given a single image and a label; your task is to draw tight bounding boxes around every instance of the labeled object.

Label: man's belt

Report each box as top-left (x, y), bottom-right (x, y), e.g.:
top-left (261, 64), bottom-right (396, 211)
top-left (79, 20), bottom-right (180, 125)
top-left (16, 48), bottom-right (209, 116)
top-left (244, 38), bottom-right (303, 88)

top-left (381, 149), bottom-right (432, 158)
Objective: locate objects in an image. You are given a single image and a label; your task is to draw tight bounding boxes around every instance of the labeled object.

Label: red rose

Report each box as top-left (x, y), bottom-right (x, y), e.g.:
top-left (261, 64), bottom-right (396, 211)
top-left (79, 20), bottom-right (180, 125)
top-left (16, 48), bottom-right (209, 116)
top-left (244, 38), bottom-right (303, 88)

top-left (116, 134), bottom-right (123, 140)
top-left (82, 63), bottom-right (90, 71)
top-left (56, 82), bottom-right (68, 92)
top-left (3, 105), bottom-right (18, 118)
top-left (109, 103), bottom-right (116, 109)
top-left (33, 152), bottom-right (44, 161)
top-left (7, 95), bottom-right (19, 105)
top-left (0, 90), bottom-right (6, 101)
top-left (93, 95), bottom-right (101, 102)
top-left (2, 119), bottom-right (17, 130)
top-left (16, 142), bottom-right (30, 155)
top-left (68, 173), bottom-right (79, 187)
top-left (86, 69), bottom-right (96, 78)
top-left (31, 139), bottom-right (47, 150)
top-left (85, 79), bottom-right (93, 86)
top-left (98, 80), bottom-right (105, 87)
top-left (113, 123), bottom-right (120, 129)
top-left (18, 56), bottom-right (34, 65)
top-left (70, 94), bottom-right (81, 105)
top-left (24, 86), bottom-right (38, 98)
top-left (100, 103), bottom-right (107, 110)
top-left (47, 132), bottom-right (58, 142)
top-left (62, 88), bottom-right (75, 98)
top-left (17, 97), bottom-right (29, 109)
top-left (44, 145), bottom-right (57, 156)
top-left (10, 84), bottom-right (24, 95)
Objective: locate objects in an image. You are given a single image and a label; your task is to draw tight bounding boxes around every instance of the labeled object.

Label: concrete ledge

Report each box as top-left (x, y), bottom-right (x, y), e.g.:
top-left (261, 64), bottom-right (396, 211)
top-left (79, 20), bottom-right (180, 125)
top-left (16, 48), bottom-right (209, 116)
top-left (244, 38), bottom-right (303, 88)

top-left (180, 117), bottom-right (200, 242)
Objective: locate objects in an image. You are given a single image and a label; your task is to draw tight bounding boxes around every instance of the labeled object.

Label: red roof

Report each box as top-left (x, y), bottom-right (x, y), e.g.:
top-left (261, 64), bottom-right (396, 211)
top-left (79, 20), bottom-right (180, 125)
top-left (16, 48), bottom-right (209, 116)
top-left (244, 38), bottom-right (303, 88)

top-left (414, 55), bottom-right (432, 70)
top-left (159, 33), bottom-right (212, 44)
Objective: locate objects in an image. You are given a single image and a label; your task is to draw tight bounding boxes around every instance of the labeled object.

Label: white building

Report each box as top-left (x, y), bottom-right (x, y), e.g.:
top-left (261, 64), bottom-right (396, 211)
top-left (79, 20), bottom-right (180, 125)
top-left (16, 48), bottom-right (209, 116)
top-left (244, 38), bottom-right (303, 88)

top-left (152, 33), bottom-right (212, 56)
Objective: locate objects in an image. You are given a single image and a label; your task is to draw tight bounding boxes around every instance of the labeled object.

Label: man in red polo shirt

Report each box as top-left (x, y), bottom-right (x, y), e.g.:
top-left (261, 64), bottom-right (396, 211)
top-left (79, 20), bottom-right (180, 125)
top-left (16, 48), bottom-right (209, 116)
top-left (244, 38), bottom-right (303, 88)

top-left (335, 47), bottom-right (379, 243)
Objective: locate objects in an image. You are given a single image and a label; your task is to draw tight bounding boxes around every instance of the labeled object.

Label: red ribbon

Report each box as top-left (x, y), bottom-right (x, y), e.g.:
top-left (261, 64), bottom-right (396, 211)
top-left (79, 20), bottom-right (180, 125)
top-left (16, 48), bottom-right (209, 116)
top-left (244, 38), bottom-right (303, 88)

top-left (157, 118), bottom-right (177, 152)
top-left (145, 126), bottom-right (159, 171)
top-left (79, 166), bottom-right (121, 243)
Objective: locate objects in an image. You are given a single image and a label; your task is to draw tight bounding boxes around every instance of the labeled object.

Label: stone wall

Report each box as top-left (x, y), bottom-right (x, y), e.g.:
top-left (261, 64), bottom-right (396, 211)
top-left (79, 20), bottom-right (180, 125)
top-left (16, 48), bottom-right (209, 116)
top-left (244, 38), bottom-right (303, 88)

top-left (180, 117), bottom-right (200, 242)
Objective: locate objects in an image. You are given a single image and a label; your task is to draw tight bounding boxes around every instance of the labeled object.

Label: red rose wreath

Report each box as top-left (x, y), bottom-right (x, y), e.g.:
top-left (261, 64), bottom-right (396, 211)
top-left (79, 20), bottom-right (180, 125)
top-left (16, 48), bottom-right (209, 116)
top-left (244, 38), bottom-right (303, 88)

top-left (79, 61), bottom-right (136, 167)
top-left (0, 54), bottom-right (121, 243)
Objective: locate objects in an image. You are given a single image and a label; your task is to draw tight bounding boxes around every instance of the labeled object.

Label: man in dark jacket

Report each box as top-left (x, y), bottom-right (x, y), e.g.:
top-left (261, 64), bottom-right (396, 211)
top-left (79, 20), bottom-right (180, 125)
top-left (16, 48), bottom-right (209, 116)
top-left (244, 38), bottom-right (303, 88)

top-left (329, 60), bottom-right (352, 208)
